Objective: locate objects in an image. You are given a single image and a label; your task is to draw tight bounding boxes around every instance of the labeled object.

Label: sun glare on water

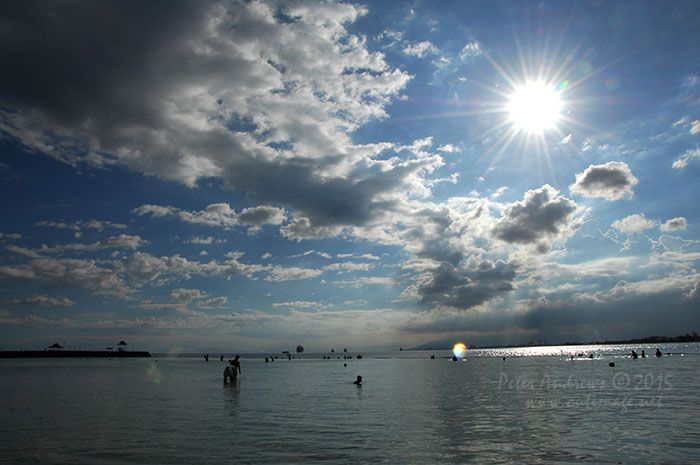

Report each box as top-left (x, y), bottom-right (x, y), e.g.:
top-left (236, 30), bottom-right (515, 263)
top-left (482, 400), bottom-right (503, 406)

top-left (507, 80), bottom-right (562, 134)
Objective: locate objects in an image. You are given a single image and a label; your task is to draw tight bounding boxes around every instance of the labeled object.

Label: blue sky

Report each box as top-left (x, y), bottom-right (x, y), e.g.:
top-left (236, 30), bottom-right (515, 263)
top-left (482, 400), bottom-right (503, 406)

top-left (1, 0), bottom-right (699, 353)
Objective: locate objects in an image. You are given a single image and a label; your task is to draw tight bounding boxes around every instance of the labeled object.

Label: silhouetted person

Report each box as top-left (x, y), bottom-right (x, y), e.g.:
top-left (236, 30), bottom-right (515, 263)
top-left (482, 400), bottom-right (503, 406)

top-left (204, 353), bottom-right (209, 362)
top-left (609, 362), bottom-right (615, 367)
top-left (223, 363), bottom-right (236, 382)
top-left (220, 355), bottom-right (224, 362)
top-left (641, 350), bottom-right (646, 358)
top-left (353, 375), bottom-right (362, 386)
top-left (232, 355), bottom-right (242, 375)
top-left (656, 348), bottom-right (662, 357)
top-left (631, 350), bottom-right (638, 359)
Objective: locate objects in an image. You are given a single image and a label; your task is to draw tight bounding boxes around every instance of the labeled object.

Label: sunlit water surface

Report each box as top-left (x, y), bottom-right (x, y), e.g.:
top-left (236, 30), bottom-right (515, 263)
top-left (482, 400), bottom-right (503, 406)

top-left (2, 343), bottom-right (699, 464)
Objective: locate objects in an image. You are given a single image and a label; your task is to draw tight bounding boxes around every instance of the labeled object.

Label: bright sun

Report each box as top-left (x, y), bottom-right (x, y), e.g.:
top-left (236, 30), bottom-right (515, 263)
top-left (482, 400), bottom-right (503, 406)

top-left (507, 80), bottom-right (562, 134)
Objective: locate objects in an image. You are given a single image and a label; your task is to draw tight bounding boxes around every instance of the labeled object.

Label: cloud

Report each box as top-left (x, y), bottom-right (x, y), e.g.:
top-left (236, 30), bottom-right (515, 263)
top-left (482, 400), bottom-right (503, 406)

top-left (0, 0), bottom-right (415, 234)
top-left (40, 235), bottom-right (148, 253)
top-left (569, 161), bottom-right (639, 200)
top-left (1, 295), bottom-right (76, 307)
top-left (660, 217), bottom-right (688, 232)
top-left (280, 217), bottom-right (343, 241)
top-left (415, 260), bottom-right (517, 310)
top-left (673, 148), bottom-right (700, 169)
top-left (691, 120), bottom-right (700, 135)
top-left (403, 41), bottom-right (438, 58)
top-left (35, 220), bottom-right (128, 232)
top-left (186, 236), bottom-right (226, 245)
top-left (493, 185), bottom-right (579, 249)
top-left (0, 233), bottom-right (22, 241)
top-left (272, 301), bottom-right (332, 310)
top-left (133, 203), bottom-right (285, 229)
top-left (460, 41), bottom-right (482, 59)
top-left (611, 214), bottom-right (657, 233)
top-left (0, 258), bottom-right (126, 293)
top-left (237, 206), bottom-right (286, 226)
top-left (265, 265), bottom-right (323, 282)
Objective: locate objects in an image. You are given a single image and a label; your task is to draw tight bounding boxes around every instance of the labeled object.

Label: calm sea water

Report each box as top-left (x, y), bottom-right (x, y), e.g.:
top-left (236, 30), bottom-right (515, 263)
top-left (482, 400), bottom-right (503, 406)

top-left (2, 343), bottom-right (699, 464)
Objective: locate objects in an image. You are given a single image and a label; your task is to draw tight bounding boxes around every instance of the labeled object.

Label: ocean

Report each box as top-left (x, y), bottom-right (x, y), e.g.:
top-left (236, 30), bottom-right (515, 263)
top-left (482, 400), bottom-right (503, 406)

top-left (1, 343), bottom-right (699, 464)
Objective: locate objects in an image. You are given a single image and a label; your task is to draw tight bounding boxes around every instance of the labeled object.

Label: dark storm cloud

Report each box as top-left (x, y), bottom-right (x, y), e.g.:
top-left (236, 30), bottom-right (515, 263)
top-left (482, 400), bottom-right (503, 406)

top-left (0, 0), bottom-right (210, 126)
top-left (569, 161), bottom-right (639, 200)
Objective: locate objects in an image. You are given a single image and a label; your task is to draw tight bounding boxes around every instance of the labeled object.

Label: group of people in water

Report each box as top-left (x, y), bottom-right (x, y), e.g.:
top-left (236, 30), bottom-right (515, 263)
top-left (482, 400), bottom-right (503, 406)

top-left (220, 354), bottom-right (362, 385)
top-left (631, 348), bottom-right (663, 359)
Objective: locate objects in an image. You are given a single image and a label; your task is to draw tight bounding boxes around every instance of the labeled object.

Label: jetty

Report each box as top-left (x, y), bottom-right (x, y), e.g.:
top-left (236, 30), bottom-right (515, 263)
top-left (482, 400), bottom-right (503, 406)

top-left (0, 350), bottom-right (151, 358)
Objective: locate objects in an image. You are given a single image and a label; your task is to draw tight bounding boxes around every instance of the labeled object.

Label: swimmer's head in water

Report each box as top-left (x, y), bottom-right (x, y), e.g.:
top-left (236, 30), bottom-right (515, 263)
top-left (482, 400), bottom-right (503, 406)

top-left (453, 343), bottom-right (467, 359)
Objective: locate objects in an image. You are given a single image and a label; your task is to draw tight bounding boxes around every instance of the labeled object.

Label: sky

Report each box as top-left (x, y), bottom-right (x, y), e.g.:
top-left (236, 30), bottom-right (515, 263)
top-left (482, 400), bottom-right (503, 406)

top-left (1, 0), bottom-right (700, 353)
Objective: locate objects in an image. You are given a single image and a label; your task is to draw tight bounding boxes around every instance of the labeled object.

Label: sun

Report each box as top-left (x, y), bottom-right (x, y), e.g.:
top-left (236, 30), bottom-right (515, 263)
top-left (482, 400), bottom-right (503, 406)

top-left (506, 80), bottom-right (562, 134)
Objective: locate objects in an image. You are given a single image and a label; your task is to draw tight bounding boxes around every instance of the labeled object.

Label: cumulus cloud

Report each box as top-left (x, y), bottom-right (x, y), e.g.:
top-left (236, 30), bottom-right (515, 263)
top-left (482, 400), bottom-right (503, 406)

top-left (0, 0), bottom-right (418, 234)
top-left (660, 217), bottom-right (688, 232)
top-left (415, 260), bottom-right (517, 310)
top-left (611, 214), bottom-right (657, 233)
top-left (570, 161), bottom-right (639, 200)
top-left (493, 185), bottom-right (579, 249)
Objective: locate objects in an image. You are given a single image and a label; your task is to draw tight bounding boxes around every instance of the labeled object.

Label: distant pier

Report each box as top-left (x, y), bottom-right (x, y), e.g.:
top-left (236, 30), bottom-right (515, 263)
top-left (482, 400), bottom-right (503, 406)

top-left (0, 350), bottom-right (151, 358)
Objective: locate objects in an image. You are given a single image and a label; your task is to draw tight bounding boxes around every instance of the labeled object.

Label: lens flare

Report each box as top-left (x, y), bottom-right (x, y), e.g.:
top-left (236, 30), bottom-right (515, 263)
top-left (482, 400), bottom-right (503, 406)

top-left (147, 361), bottom-right (163, 384)
top-left (453, 342), bottom-right (467, 359)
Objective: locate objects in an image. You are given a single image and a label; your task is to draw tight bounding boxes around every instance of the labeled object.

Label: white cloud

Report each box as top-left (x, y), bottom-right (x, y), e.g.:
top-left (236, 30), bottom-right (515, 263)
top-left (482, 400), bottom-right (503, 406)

top-left (186, 236), bottom-right (226, 245)
top-left (265, 265), bottom-right (323, 282)
top-left (660, 217), bottom-right (688, 232)
top-left (437, 144), bottom-right (456, 153)
top-left (403, 41), bottom-right (438, 58)
top-left (459, 41), bottom-right (482, 59)
top-left (691, 120), bottom-right (700, 135)
top-left (673, 148), bottom-right (700, 169)
top-left (569, 161), bottom-right (639, 200)
top-left (611, 214), bottom-right (657, 233)
top-left (673, 116), bottom-right (689, 127)
top-left (272, 301), bottom-right (331, 310)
